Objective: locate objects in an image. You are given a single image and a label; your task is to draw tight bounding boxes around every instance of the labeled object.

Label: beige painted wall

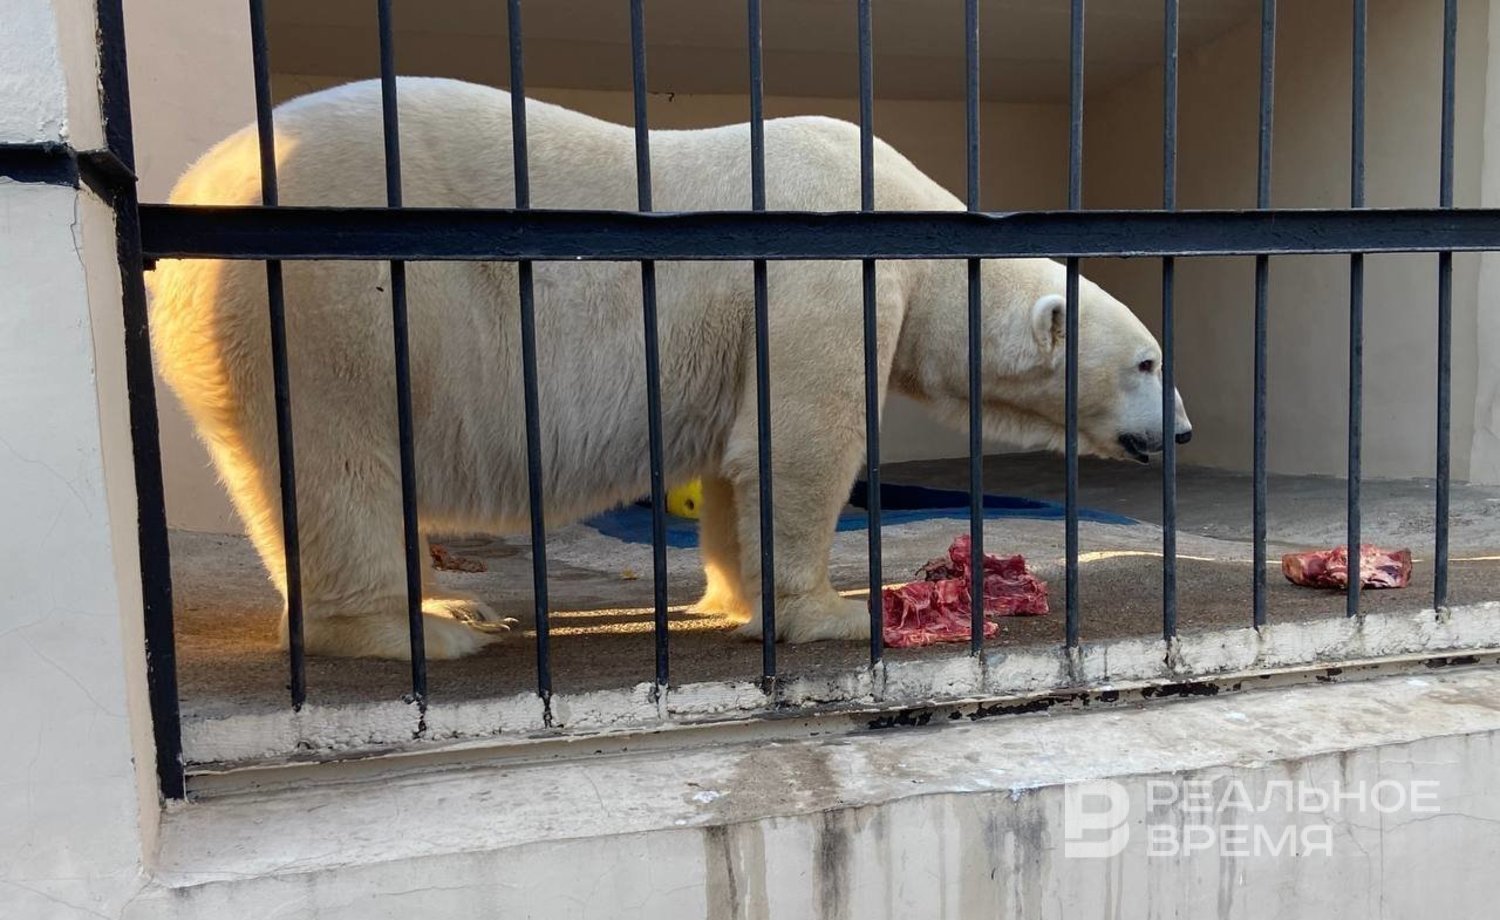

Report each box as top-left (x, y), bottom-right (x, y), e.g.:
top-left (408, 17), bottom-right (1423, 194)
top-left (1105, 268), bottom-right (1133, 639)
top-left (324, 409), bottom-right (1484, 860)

top-left (138, 64), bottom-right (1070, 532)
top-left (1081, 0), bottom-right (1489, 482)
top-left (128, 0), bottom-right (257, 532)
top-left (1472, 0), bottom-right (1500, 484)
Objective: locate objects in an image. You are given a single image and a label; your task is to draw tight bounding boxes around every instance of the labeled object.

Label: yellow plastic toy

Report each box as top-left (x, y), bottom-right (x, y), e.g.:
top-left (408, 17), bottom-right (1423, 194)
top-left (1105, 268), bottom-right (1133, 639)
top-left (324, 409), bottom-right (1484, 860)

top-left (666, 479), bottom-right (703, 519)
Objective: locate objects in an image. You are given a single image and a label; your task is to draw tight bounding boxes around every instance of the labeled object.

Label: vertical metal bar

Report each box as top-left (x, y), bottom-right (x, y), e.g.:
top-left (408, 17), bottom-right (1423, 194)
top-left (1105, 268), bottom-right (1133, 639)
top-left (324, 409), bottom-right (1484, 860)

top-left (748, 0), bottom-right (776, 684)
top-left (965, 0), bottom-right (985, 655)
top-left (375, 0), bottom-right (427, 697)
top-left (96, 0), bottom-right (185, 800)
top-left (1065, 0), bottom-right (1085, 649)
top-left (1160, 0), bottom-right (1179, 642)
top-left (247, 0), bottom-right (306, 708)
top-left (508, 0), bottom-right (553, 705)
top-left (857, 0), bottom-right (884, 665)
top-left (1253, 0), bottom-right (1277, 629)
top-left (1347, 0), bottom-right (1366, 618)
top-left (629, 0), bottom-right (670, 688)
top-left (1435, 0), bottom-right (1457, 611)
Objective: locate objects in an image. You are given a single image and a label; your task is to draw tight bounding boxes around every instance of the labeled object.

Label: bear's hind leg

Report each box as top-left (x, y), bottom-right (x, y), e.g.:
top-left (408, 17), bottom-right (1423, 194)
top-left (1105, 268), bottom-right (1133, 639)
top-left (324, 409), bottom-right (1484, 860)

top-left (280, 450), bottom-right (513, 661)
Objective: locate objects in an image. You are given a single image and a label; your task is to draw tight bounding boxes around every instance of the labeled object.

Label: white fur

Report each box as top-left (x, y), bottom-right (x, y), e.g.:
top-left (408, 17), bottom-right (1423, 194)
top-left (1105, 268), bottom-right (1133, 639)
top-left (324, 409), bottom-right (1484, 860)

top-left (147, 77), bottom-right (1191, 659)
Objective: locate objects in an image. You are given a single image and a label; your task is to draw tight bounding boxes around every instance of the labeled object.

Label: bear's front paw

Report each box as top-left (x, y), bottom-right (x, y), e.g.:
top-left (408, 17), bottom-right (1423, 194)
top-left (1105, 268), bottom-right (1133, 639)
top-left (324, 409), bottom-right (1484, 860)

top-left (689, 585), bottom-right (752, 622)
top-left (732, 592), bottom-right (872, 643)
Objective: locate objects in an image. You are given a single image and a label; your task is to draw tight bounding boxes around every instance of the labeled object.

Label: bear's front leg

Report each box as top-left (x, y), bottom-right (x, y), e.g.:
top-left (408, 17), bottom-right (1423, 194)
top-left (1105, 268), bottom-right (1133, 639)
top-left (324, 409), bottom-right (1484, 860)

top-left (724, 417), bottom-right (871, 644)
top-left (689, 475), bottom-right (753, 621)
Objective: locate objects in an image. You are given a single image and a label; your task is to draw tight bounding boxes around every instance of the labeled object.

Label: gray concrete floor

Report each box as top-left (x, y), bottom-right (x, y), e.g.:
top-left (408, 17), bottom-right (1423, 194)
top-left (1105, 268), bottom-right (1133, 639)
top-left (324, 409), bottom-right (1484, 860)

top-left (887, 451), bottom-right (1500, 550)
top-left (170, 453), bottom-right (1500, 721)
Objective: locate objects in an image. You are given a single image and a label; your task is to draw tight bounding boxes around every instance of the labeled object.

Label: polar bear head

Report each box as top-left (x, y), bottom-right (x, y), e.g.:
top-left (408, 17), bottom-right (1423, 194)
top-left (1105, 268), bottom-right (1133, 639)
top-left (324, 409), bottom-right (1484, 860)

top-left (896, 257), bottom-right (1192, 464)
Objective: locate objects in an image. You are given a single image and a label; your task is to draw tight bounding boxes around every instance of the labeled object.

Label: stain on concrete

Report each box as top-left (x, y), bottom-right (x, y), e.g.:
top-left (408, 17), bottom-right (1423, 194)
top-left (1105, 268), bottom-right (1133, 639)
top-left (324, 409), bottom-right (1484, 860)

top-left (704, 824), bottom-right (740, 919)
top-left (1004, 788), bottom-right (1053, 919)
top-left (815, 809), bottom-right (853, 920)
top-left (703, 821), bottom-right (771, 920)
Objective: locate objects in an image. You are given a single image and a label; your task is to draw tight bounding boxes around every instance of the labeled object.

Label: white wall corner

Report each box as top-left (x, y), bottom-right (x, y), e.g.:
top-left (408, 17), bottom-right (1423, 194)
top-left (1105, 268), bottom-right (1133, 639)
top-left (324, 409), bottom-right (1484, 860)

top-left (0, 0), bottom-right (105, 148)
top-left (0, 0), bottom-right (71, 143)
top-left (0, 2), bottom-right (161, 918)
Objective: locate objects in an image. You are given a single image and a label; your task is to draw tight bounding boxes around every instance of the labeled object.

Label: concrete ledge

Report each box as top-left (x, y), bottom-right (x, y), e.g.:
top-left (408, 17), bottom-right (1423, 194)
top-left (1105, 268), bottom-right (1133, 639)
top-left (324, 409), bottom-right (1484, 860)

top-left (183, 601), bottom-right (1500, 767)
top-left (132, 663), bottom-right (1500, 918)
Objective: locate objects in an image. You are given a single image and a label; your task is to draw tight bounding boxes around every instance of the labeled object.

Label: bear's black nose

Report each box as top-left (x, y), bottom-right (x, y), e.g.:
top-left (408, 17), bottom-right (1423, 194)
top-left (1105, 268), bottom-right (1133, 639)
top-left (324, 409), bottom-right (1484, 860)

top-left (1176, 429), bottom-right (1193, 445)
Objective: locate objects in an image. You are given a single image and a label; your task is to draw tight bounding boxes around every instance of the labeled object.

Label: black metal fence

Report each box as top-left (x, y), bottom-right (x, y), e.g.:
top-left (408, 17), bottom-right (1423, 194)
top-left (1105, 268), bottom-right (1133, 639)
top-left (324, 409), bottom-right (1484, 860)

top-left (79, 0), bottom-right (1475, 800)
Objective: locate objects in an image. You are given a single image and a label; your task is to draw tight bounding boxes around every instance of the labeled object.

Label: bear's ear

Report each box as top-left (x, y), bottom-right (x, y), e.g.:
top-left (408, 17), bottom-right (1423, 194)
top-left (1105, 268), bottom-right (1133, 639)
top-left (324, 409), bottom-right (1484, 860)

top-left (1030, 294), bottom-right (1066, 356)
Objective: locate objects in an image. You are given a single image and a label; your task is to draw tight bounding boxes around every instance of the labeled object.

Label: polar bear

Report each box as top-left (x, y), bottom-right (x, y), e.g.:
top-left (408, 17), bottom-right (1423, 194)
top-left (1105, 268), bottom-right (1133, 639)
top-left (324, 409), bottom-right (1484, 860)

top-left (147, 77), bottom-right (1192, 660)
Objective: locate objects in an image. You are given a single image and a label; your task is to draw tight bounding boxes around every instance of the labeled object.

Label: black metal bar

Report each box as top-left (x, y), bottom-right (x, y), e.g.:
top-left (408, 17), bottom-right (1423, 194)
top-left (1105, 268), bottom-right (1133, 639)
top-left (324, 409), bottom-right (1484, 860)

top-left (1253, 0), bottom-right (1276, 630)
top-left (140, 205), bottom-right (1500, 262)
top-left (97, 0), bottom-right (184, 801)
top-left (508, 0), bottom-right (553, 705)
top-left (376, 0), bottom-right (428, 696)
top-left (629, 0), bottom-right (670, 688)
top-left (965, 0), bottom-right (985, 655)
top-left (1161, 0), bottom-right (1179, 642)
top-left (0, 140), bottom-right (89, 185)
top-left (0, 141), bottom-right (132, 200)
top-left (247, 0), bottom-right (306, 709)
top-left (1436, 0), bottom-right (1457, 611)
top-left (1065, 0), bottom-right (1084, 650)
top-left (1347, 0), bottom-right (1366, 619)
top-left (857, 0), bottom-right (883, 665)
top-left (748, 0), bottom-right (776, 684)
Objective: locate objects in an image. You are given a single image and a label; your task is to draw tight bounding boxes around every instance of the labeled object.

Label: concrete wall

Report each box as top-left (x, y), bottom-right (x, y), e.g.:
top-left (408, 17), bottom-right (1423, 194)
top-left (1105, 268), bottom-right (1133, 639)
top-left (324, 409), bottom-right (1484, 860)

top-left (1082, 0), bottom-right (1490, 482)
top-left (127, 667), bottom-right (1500, 919)
top-left (1, 1), bottom-right (158, 916)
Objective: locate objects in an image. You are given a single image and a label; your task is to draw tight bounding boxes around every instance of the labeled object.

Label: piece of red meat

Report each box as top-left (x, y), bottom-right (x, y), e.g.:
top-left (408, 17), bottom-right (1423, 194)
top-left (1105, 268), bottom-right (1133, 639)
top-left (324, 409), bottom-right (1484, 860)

top-left (1281, 544), bottom-right (1411, 590)
top-left (881, 579), bottom-right (998, 648)
top-left (430, 543), bottom-right (487, 573)
top-left (882, 535), bottom-right (1049, 649)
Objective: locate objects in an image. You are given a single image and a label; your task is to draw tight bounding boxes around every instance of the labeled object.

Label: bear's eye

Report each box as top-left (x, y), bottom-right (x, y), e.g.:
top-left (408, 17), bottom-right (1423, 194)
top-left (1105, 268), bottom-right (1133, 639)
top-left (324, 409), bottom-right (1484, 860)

top-left (1138, 359), bottom-right (1156, 374)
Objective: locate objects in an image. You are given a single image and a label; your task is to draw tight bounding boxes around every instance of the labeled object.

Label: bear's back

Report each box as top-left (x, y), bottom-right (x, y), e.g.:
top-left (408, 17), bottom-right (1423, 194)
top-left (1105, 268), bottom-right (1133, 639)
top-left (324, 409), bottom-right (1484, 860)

top-left (164, 77), bottom-right (958, 217)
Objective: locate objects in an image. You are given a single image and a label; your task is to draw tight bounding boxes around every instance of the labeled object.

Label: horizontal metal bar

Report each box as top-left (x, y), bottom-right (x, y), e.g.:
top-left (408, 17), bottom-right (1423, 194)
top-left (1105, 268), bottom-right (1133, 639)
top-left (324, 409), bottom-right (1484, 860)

top-left (139, 204), bottom-right (1500, 262)
top-left (0, 141), bottom-right (136, 200)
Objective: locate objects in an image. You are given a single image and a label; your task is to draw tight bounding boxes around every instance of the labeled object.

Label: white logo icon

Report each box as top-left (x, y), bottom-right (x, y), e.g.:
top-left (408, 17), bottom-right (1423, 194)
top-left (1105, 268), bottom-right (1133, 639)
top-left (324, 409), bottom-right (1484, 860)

top-left (1063, 780), bottom-right (1131, 858)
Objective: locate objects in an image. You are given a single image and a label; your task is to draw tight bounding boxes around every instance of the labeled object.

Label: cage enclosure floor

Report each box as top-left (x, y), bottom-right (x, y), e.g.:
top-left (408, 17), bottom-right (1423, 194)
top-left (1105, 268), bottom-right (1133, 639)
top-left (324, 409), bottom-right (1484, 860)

top-left (169, 453), bottom-right (1500, 724)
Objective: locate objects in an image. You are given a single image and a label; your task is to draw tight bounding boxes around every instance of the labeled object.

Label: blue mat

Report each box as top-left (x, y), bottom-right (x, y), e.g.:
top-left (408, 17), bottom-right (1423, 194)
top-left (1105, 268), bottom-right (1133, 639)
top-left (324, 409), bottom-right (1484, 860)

top-left (582, 480), bottom-right (1137, 549)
